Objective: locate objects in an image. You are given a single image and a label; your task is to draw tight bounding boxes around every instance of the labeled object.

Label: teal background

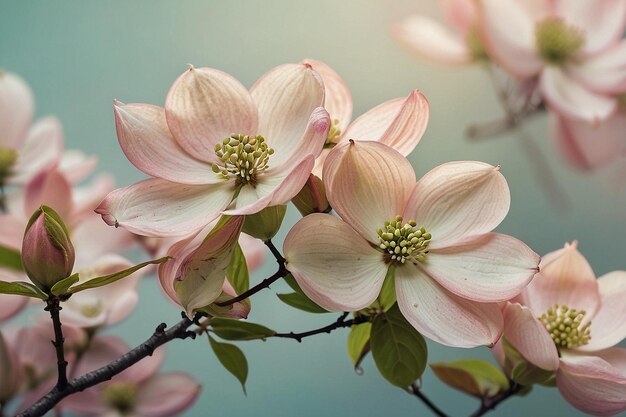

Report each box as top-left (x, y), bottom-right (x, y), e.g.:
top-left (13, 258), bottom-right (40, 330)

top-left (1, 1), bottom-right (625, 416)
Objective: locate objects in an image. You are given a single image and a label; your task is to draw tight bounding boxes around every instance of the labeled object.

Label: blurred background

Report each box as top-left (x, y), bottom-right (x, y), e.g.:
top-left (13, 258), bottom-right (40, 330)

top-left (1, 1), bottom-right (625, 416)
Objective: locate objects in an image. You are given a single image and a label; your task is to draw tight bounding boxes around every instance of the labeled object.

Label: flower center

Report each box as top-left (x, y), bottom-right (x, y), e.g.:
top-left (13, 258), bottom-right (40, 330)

top-left (466, 27), bottom-right (489, 62)
top-left (103, 382), bottom-right (137, 415)
top-left (0, 146), bottom-right (17, 183)
top-left (377, 215), bottom-right (431, 265)
top-left (324, 118), bottom-right (342, 147)
top-left (79, 300), bottom-right (104, 318)
top-left (212, 134), bottom-right (274, 185)
top-left (535, 18), bottom-right (585, 65)
top-left (618, 93), bottom-right (626, 111)
top-left (539, 304), bottom-right (591, 349)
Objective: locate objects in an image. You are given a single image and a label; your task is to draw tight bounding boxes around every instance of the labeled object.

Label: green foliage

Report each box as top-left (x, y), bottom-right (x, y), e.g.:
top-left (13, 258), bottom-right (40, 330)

top-left (430, 359), bottom-right (510, 398)
top-left (211, 318), bottom-right (275, 341)
top-left (377, 266), bottom-right (396, 312)
top-left (0, 245), bottom-right (22, 271)
top-left (0, 280), bottom-right (47, 300)
top-left (226, 244), bottom-right (249, 295)
top-left (277, 274), bottom-right (328, 314)
top-left (347, 322), bottom-right (371, 369)
top-left (502, 338), bottom-right (554, 386)
top-left (370, 305), bottom-right (427, 388)
top-left (208, 335), bottom-right (248, 394)
top-left (50, 273), bottom-right (79, 296)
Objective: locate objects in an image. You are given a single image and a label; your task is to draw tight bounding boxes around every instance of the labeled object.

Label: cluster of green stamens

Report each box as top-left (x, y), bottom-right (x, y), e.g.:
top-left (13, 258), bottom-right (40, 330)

top-left (103, 382), bottom-right (137, 415)
top-left (79, 301), bottom-right (104, 318)
top-left (212, 134), bottom-right (274, 185)
top-left (539, 304), bottom-right (591, 349)
top-left (467, 27), bottom-right (489, 62)
top-left (377, 215), bottom-right (431, 264)
top-left (535, 17), bottom-right (585, 65)
top-left (0, 146), bottom-right (18, 182)
top-left (325, 118), bottom-right (342, 146)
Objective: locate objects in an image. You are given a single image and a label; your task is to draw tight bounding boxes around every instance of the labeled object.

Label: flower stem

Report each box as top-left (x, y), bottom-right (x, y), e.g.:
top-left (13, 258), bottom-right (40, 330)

top-left (272, 313), bottom-right (370, 342)
top-left (468, 382), bottom-right (524, 417)
top-left (45, 297), bottom-right (68, 389)
top-left (408, 383), bottom-right (450, 417)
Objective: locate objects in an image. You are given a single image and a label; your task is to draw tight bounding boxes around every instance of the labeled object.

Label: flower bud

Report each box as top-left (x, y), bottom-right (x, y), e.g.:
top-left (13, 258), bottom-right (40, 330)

top-left (242, 205), bottom-right (287, 240)
top-left (291, 174), bottom-right (330, 216)
top-left (21, 205), bottom-right (75, 292)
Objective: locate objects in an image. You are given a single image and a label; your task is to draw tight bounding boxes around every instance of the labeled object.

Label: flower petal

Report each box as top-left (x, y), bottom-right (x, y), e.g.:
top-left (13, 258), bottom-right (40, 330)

top-left (477, 0), bottom-right (543, 77)
top-left (24, 168), bottom-right (73, 220)
top-left (343, 90), bottom-right (429, 156)
top-left (58, 150), bottom-right (98, 184)
top-left (540, 67), bottom-right (616, 123)
top-left (440, 0), bottom-right (477, 33)
top-left (251, 63), bottom-right (325, 157)
top-left (403, 161), bottom-right (510, 249)
top-left (301, 59), bottom-right (353, 134)
top-left (323, 141), bottom-right (416, 244)
top-left (135, 373), bottom-right (201, 417)
top-left (165, 66), bottom-right (258, 164)
top-left (580, 271), bottom-right (626, 351)
top-left (114, 102), bottom-right (219, 184)
top-left (395, 264), bottom-right (503, 348)
top-left (0, 71), bottom-right (33, 149)
top-left (0, 270), bottom-right (28, 321)
top-left (558, 353), bottom-right (626, 416)
top-left (425, 233), bottom-right (539, 302)
top-left (391, 16), bottom-right (472, 65)
top-left (502, 302), bottom-right (560, 371)
top-left (567, 40), bottom-right (626, 95)
top-left (284, 213), bottom-right (387, 311)
top-left (95, 178), bottom-right (234, 237)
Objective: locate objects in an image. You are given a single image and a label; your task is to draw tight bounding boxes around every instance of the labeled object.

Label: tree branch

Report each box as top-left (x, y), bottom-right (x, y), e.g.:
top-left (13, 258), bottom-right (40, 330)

top-left (408, 383), bottom-right (450, 417)
top-left (468, 382), bottom-right (523, 417)
top-left (273, 313), bottom-right (370, 342)
top-left (18, 313), bottom-right (197, 417)
top-left (45, 297), bottom-right (68, 389)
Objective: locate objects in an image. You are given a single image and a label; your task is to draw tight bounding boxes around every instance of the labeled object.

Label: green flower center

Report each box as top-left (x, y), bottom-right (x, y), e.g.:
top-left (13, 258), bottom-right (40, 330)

top-left (103, 382), bottom-right (137, 415)
top-left (539, 304), bottom-right (591, 349)
top-left (467, 27), bottom-right (489, 62)
top-left (0, 146), bottom-right (18, 183)
top-left (377, 215), bottom-right (431, 265)
top-left (535, 18), bottom-right (585, 65)
top-left (79, 301), bottom-right (104, 318)
top-left (325, 118), bottom-right (342, 147)
top-left (212, 134), bottom-right (274, 185)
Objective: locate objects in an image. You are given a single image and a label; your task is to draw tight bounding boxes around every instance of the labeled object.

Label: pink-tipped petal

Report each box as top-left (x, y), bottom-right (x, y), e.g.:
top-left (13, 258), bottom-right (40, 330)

top-left (24, 168), bottom-right (73, 220)
top-left (549, 112), bottom-right (626, 171)
top-left (395, 265), bottom-right (503, 348)
top-left (343, 90), bottom-right (429, 156)
top-left (502, 302), bottom-right (560, 371)
top-left (58, 150), bottom-right (98, 184)
top-left (9, 117), bottom-right (64, 184)
top-left (323, 141), bottom-right (416, 244)
top-left (557, 353), bottom-right (626, 416)
top-left (284, 213), bottom-right (387, 312)
top-left (301, 59), bottom-right (353, 133)
top-left (540, 67), bottom-right (617, 123)
top-left (478, 0), bottom-right (543, 78)
top-left (567, 41), bottom-right (626, 95)
top-left (136, 373), bottom-right (201, 417)
top-left (0, 71), bottom-right (33, 149)
top-left (520, 242), bottom-right (601, 318)
top-left (440, 0), bottom-right (477, 33)
top-left (403, 161), bottom-right (510, 250)
top-left (555, 0), bottom-right (626, 55)
top-left (424, 233), bottom-right (539, 303)
top-left (251, 63), bottom-right (325, 155)
top-left (580, 271), bottom-right (626, 351)
top-left (165, 67), bottom-right (258, 164)
top-left (114, 102), bottom-right (219, 184)
top-left (391, 16), bottom-right (472, 65)
top-left (95, 178), bottom-right (234, 237)
top-left (239, 233), bottom-right (265, 272)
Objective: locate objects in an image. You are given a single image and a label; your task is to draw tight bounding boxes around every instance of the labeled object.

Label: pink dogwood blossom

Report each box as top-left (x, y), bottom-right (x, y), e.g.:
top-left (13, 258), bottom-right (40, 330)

top-left (497, 242), bottom-right (626, 416)
top-left (284, 140), bottom-right (539, 347)
top-left (96, 64), bottom-right (330, 237)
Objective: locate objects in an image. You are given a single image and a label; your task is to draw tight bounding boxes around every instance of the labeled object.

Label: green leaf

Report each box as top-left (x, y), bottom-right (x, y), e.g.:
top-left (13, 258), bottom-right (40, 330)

top-left (430, 359), bottom-right (510, 398)
top-left (211, 318), bottom-right (275, 341)
top-left (0, 280), bottom-right (47, 300)
top-left (51, 273), bottom-right (79, 296)
top-left (347, 322), bottom-right (371, 369)
top-left (377, 266), bottom-right (396, 312)
top-left (370, 305), bottom-right (428, 388)
top-left (68, 257), bottom-right (169, 294)
top-left (208, 335), bottom-right (248, 394)
top-left (502, 338), bottom-right (554, 386)
top-left (278, 274), bottom-right (328, 313)
top-left (226, 244), bottom-right (249, 295)
top-left (0, 245), bottom-right (23, 272)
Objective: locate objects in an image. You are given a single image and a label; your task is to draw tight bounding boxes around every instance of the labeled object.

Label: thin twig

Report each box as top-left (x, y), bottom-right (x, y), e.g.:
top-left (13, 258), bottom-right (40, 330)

top-left (45, 297), bottom-right (68, 389)
top-left (273, 313), bottom-right (370, 343)
top-left (408, 383), bottom-right (450, 417)
top-left (468, 382), bottom-right (524, 417)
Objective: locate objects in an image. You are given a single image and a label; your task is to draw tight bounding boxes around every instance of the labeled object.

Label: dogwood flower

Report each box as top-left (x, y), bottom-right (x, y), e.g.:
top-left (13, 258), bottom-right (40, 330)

top-left (479, 0), bottom-right (626, 122)
top-left (284, 140), bottom-right (539, 347)
top-left (496, 242), bottom-right (626, 416)
top-left (0, 331), bottom-right (21, 404)
top-left (96, 63), bottom-right (330, 237)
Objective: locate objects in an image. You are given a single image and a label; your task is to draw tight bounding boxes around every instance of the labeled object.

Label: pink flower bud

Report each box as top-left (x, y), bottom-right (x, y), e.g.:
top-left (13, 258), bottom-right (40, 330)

top-left (21, 205), bottom-right (75, 292)
top-left (291, 174), bottom-right (330, 216)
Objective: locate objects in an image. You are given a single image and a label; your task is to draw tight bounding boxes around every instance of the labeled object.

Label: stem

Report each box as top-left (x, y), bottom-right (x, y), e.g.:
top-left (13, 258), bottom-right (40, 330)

top-left (264, 239), bottom-right (285, 264)
top-left (468, 382), bottom-right (523, 417)
top-left (408, 383), bottom-right (450, 417)
top-left (273, 313), bottom-right (370, 342)
top-left (18, 314), bottom-right (197, 417)
top-left (45, 297), bottom-right (68, 389)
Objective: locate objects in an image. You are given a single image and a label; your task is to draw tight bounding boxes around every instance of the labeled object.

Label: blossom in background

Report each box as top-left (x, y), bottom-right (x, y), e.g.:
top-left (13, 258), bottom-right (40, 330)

top-left (62, 336), bottom-right (200, 417)
top-left (0, 331), bottom-right (21, 404)
top-left (284, 140), bottom-right (539, 347)
top-left (96, 63), bottom-right (330, 237)
top-left (496, 242), bottom-right (626, 416)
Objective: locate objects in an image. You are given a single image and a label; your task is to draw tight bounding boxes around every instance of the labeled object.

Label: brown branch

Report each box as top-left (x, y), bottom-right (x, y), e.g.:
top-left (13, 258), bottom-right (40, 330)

top-left (468, 382), bottom-right (524, 417)
top-left (272, 313), bottom-right (370, 342)
top-left (408, 383), bottom-right (450, 417)
top-left (45, 297), bottom-right (68, 389)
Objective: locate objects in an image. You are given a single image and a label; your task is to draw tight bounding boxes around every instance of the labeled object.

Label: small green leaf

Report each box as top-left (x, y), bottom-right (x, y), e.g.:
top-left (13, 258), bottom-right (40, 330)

top-left (211, 318), bottom-right (276, 341)
top-left (51, 273), bottom-right (79, 296)
top-left (277, 292), bottom-right (328, 313)
top-left (370, 305), bottom-right (428, 388)
top-left (69, 257), bottom-right (169, 294)
top-left (226, 244), bottom-right (249, 295)
top-left (282, 273), bottom-right (301, 292)
top-left (347, 322), bottom-right (372, 369)
top-left (502, 338), bottom-right (554, 386)
top-left (0, 245), bottom-right (23, 272)
top-left (0, 280), bottom-right (47, 300)
top-left (377, 266), bottom-right (396, 312)
top-left (208, 335), bottom-right (248, 394)
top-left (430, 359), bottom-right (510, 398)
